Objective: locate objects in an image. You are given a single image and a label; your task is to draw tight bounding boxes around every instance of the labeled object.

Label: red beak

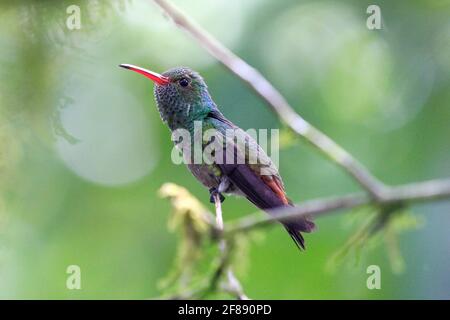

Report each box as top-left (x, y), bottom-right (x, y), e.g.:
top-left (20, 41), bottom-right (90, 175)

top-left (119, 64), bottom-right (170, 85)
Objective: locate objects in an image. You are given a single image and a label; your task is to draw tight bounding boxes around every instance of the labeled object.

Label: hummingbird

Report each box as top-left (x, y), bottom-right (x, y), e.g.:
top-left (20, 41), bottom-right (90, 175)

top-left (119, 64), bottom-right (315, 249)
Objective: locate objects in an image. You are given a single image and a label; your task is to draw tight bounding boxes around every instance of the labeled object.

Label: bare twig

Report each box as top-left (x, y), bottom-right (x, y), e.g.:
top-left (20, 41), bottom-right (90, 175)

top-left (223, 270), bottom-right (249, 300)
top-left (214, 193), bottom-right (225, 252)
top-left (226, 193), bottom-right (367, 236)
top-left (382, 179), bottom-right (450, 202)
top-left (152, 0), bottom-right (386, 199)
top-left (213, 194), bottom-right (249, 300)
top-left (225, 178), bottom-right (450, 236)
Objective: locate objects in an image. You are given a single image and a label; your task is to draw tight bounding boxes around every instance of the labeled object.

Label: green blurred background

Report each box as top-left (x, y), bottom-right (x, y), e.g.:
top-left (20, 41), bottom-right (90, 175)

top-left (0, 0), bottom-right (449, 299)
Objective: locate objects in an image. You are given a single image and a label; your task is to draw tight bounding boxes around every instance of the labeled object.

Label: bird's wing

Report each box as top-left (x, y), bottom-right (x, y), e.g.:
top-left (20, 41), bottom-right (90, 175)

top-left (206, 110), bottom-right (287, 209)
top-left (206, 110), bottom-right (315, 250)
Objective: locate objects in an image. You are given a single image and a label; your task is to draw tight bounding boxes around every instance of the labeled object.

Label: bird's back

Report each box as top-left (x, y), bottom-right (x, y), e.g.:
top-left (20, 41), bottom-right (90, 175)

top-left (205, 111), bottom-right (315, 249)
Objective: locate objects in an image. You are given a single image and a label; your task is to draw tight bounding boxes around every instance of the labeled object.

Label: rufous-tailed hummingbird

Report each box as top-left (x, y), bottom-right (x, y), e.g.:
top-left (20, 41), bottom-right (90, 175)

top-left (119, 64), bottom-right (315, 249)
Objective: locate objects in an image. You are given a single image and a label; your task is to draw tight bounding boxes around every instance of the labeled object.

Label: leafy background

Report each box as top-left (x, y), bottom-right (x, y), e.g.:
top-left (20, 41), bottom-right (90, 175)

top-left (0, 0), bottom-right (449, 299)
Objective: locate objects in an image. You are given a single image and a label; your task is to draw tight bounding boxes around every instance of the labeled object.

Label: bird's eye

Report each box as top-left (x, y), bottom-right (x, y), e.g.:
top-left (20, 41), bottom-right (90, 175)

top-left (179, 78), bottom-right (189, 87)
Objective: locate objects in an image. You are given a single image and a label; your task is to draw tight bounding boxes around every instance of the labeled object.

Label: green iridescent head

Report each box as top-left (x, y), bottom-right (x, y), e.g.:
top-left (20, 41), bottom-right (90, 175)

top-left (120, 64), bottom-right (216, 130)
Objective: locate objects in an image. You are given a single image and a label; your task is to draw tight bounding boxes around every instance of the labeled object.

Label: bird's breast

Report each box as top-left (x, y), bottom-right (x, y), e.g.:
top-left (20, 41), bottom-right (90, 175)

top-left (187, 163), bottom-right (222, 189)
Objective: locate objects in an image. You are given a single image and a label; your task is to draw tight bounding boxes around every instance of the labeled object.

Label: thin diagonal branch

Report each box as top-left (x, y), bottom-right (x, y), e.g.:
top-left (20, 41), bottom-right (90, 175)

top-left (225, 178), bottom-right (450, 236)
top-left (152, 0), bottom-right (386, 199)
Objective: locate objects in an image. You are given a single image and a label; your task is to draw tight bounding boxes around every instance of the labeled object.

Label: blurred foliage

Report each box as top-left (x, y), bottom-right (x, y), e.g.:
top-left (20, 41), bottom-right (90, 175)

top-left (157, 183), bottom-right (255, 299)
top-left (0, 0), bottom-right (449, 299)
top-left (157, 183), bottom-right (213, 296)
top-left (327, 206), bottom-right (423, 274)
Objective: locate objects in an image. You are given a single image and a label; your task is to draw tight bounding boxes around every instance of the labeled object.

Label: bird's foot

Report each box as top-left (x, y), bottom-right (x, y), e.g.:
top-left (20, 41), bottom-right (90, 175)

top-left (209, 188), bottom-right (225, 203)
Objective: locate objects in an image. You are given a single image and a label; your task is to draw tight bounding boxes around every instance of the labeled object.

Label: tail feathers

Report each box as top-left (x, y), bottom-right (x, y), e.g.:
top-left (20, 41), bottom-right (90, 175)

top-left (285, 226), bottom-right (306, 250)
top-left (283, 216), bottom-right (316, 251)
top-left (300, 217), bottom-right (316, 233)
